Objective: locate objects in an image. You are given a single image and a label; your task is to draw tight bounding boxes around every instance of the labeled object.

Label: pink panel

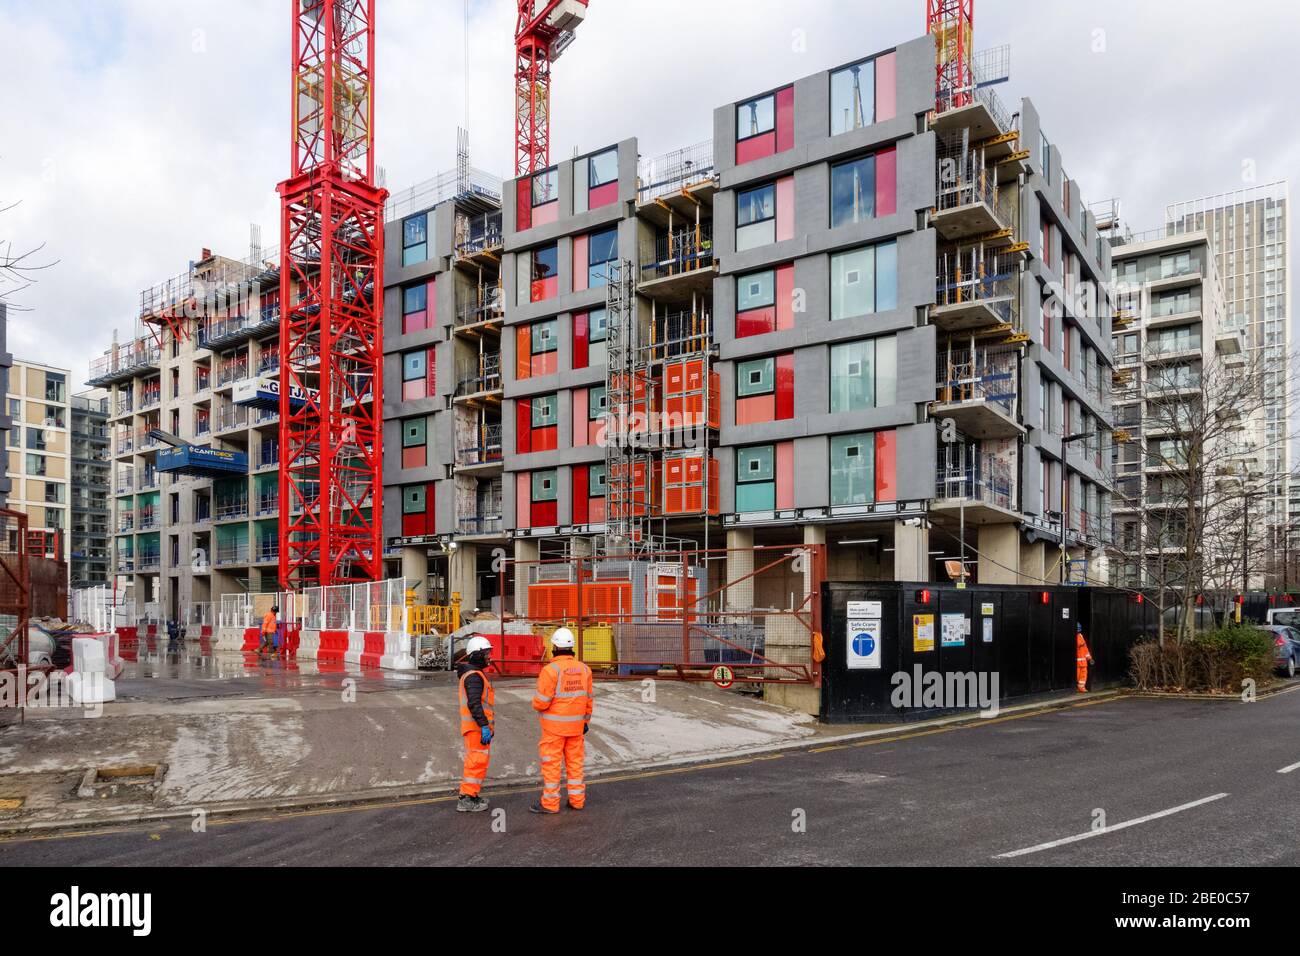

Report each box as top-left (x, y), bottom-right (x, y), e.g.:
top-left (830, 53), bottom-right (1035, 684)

top-left (775, 442), bottom-right (794, 510)
top-left (588, 496), bottom-right (606, 524)
top-left (402, 311), bottom-right (427, 335)
top-left (875, 147), bottom-right (897, 217)
top-left (775, 86), bottom-right (794, 152)
top-left (775, 264), bottom-right (795, 330)
top-left (735, 395), bottom-right (775, 426)
top-left (516, 473), bottom-right (531, 529)
top-left (402, 380), bottom-right (424, 400)
top-left (531, 276), bottom-right (558, 302)
top-left (573, 389), bottom-right (588, 447)
top-left (572, 235), bottom-right (588, 292)
top-left (589, 419), bottom-right (603, 445)
top-left (875, 431), bottom-right (897, 502)
top-left (532, 351), bottom-right (557, 377)
top-left (875, 52), bottom-right (897, 123)
top-left (533, 201), bottom-right (558, 227)
top-left (735, 131), bottom-right (776, 165)
top-left (588, 182), bottom-right (618, 209)
top-left (775, 177), bottom-right (794, 242)
top-left (402, 446), bottom-right (426, 469)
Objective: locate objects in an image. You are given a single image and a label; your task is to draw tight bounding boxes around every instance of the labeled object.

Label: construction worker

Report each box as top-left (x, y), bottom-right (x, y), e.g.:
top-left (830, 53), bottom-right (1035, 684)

top-left (530, 627), bottom-right (593, 814)
top-left (1076, 623), bottom-right (1093, 693)
top-left (456, 636), bottom-right (495, 813)
top-left (260, 604), bottom-right (279, 658)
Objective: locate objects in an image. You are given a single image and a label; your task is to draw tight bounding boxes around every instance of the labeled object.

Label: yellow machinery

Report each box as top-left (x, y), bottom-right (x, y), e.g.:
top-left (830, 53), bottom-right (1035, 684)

top-left (406, 590), bottom-right (462, 636)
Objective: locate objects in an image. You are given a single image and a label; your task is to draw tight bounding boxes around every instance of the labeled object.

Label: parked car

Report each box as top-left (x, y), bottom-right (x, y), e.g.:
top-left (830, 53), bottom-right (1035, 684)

top-left (1257, 624), bottom-right (1300, 678)
top-left (1264, 608), bottom-right (1300, 628)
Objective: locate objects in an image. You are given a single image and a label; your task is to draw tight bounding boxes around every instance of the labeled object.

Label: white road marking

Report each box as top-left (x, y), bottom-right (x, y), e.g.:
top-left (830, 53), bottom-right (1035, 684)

top-left (1278, 760), bottom-right (1300, 774)
top-left (994, 793), bottom-right (1230, 859)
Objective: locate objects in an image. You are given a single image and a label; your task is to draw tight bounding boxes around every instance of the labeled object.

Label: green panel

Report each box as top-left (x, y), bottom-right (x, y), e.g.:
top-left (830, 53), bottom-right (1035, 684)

top-left (737, 357), bottom-right (775, 397)
top-left (531, 319), bottom-right (557, 353)
top-left (532, 469), bottom-right (558, 501)
top-left (532, 394), bottom-right (558, 427)
top-left (589, 464), bottom-right (607, 497)
top-left (403, 416), bottom-right (427, 447)
top-left (736, 481), bottom-right (775, 512)
top-left (403, 485), bottom-right (425, 513)
top-left (831, 245), bottom-right (875, 320)
top-left (588, 385), bottom-right (607, 418)
top-left (737, 445), bottom-right (774, 483)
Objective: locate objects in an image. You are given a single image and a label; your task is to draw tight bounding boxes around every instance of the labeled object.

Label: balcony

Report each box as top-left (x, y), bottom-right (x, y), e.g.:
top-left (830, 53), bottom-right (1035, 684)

top-left (454, 210), bottom-right (504, 262)
top-left (195, 415), bottom-right (212, 437)
top-left (114, 396), bottom-right (134, 418)
top-left (257, 443), bottom-right (280, 469)
top-left (257, 351), bottom-right (280, 374)
top-left (255, 492), bottom-right (279, 517)
top-left (931, 453), bottom-right (1018, 524)
top-left (215, 406), bottom-right (249, 432)
top-left (137, 509), bottom-right (160, 531)
top-left (932, 146), bottom-right (1010, 242)
top-left (455, 285), bottom-right (505, 330)
top-left (215, 542), bottom-right (251, 567)
top-left (216, 361), bottom-right (250, 388)
top-left (139, 470), bottom-right (160, 490)
top-left (933, 346), bottom-right (1023, 440)
top-left (117, 512), bottom-right (135, 533)
top-left (932, 249), bottom-right (1019, 332)
top-left (87, 337), bottom-right (162, 387)
top-left (139, 389), bottom-right (162, 410)
top-left (637, 225), bottom-right (716, 301)
top-left (198, 307), bottom-right (280, 352)
top-left (457, 514), bottom-right (503, 536)
top-left (253, 406), bottom-right (279, 426)
top-left (254, 540), bottom-right (279, 564)
top-left (194, 369), bottom-right (212, 393)
top-left (139, 552), bottom-right (161, 573)
top-left (214, 498), bottom-right (250, 521)
top-left (455, 425), bottom-right (503, 467)
top-left (933, 54), bottom-right (1015, 141)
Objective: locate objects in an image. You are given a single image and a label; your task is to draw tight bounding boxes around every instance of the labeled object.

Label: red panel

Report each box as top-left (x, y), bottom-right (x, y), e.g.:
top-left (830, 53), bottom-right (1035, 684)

top-left (776, 176), bottom-right (794, 242)
top-left (402, 513), bottom-right (426, 536)
top-left (402, 445), bottom-right (426, 469)
top-left (876, 147), bottom-right (897, 217)
top-left (516, 399), bottom-right (531, 453)
top-left (775, 85), bottom-right (794, 152)
top-left (589, 418), bottom-right (603, 446)
top-left (776, 441), bottom-right (794, 510)
top-left (533, 425), bottom-right (558, 452)
top-left (426, 482), bottom-right (438, 534)
top-left (875, 52), bottom-right (897, 123)
top-left (531, 276), bottom-right (558, 302)
top-left (572, 235), bottom-right (588, 292)
top-left (736, 131), bottom-right (775, 165)
top-left (776, 264), bottom-right (795, 330)
top-left (402, 310), bottom-right (427, 335)
top-left (516, 473), bottom-right (531, 529)
top-left (588, 495), bottom-right (606, 524)
top-left (573, 388), bottom-right (588, 447)
top-left (736, 395), bottom-right (775, 425)
top-left (588, 181), bottom-right (618, 209)
top-left (573, 311), bottom-right (589, 369)
top-left (516, 178), bottom-right (532, 231)
top-left (572, 465), bottom-right (589, 525)
top-left (516, 326), bottom-right (532, 380)
top-left (532, 500), bottom-right (558, 526)
top-left (875, 430), bottom-right (897, 502)
top-left (736, 307), bottom-right (776, 338)
top-left (775, 353), bottom-right (795, 420)
top-left (533, 201), bottom-right (558, 227)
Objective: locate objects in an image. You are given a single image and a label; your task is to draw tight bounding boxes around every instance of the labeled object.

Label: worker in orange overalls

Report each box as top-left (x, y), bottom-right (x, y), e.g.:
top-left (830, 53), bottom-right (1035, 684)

top-left (260, 604), bottom-right (279, 658)
top-left (456, 636), bottom-right (495, 812)
top-left (530, 627), bottom-right (593, 814)
top-left (1076, 624), bottom-right (1093, 693)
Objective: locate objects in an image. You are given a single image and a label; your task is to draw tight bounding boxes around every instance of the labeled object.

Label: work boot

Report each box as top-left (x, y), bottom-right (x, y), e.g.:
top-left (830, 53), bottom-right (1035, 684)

top-left (457, 795), bottom-right (489, 813)
top-left (567, 803), bottom-right (584, 811)
top-left (529, 802), bottom-right (559, 814)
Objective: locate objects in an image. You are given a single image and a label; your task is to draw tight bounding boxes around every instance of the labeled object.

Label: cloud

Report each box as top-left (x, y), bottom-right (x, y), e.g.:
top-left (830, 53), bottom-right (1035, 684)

top-left (3, 0), bottom-right (1296, 387)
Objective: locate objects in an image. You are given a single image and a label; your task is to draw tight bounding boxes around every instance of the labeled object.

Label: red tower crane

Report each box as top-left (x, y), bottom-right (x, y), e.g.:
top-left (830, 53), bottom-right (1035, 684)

top-left (515, 0), bottom-right (589, 176)
top-left (277, 0), bottom-right (387, 589)
top-left (926, 0), bottom-right (974, 109)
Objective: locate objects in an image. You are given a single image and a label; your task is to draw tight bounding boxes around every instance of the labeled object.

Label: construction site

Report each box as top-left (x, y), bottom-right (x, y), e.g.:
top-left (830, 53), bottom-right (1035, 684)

top-left (7, 0), bottom-right (1300, 894)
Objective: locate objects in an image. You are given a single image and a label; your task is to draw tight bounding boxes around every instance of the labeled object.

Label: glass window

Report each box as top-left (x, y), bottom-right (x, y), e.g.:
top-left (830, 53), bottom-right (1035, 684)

top-left (532, 168), bottom-right (558, 207)
top-left (737, 269), bottom-right (775, 311)
top-left (403, 351), bottom-right (426, 380)
top-left (589, 385), bottom-right (608, 418)
top-left (532, 394), bottom-right (558, 428)
top-left (736, 183), bottom-right (776, 252)
top-left (589, 149), bottom-right (618, 188)
top-left (588, 227), bottom-right (618, 288)
top-left (531, 319), bottom-right (557, 354)
top-left (737, 357), bottom-right (775, 397)
top-left (532, 469), bottom-right (558, 501)
top-left (403, 284), bottom-right (426, 314)
top-left (830, 59), bottom-right (874, 135)
top-left (831, 240), bottom-right (897, 319)
top-left (532, 244), bottom-right (558, 281)
top-left (588, 308), bottom-right (608, 343)
top-left (736, 93), bottom-right (775, 140)
top-left (403, 213), bottom-right (428, 266)
top-left (588, 463), bottom-right (607, 497)
top-left (829, 338), bottom-right (898, 412)
top-left (831, 154), bottom-right (875, 227)
top-left (830, 433), bottom-right (875, 505)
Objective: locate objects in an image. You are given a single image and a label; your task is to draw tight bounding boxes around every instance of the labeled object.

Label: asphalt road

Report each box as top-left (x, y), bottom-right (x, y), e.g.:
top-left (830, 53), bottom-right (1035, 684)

top-left (4, 687), bottom-right (1299, 866)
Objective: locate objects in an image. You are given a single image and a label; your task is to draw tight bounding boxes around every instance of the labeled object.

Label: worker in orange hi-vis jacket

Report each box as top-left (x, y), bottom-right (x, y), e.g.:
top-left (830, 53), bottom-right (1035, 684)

top-left (1076, 624), bottom-right (1094, 693)
top-left (456, 636), bottom-right (496, 813)
top-left (529, 627), bottom-right (594, 814)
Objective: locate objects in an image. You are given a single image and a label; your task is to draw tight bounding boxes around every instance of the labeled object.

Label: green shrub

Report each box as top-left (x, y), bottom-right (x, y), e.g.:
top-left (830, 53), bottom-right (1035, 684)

top-left (1129, 624), bottom-right (1276, 693)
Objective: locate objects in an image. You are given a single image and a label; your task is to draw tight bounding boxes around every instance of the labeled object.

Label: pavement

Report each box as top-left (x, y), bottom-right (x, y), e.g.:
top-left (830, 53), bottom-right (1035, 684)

top-left (0, 644), bottom-right (845, 831)
top-left (3, 682), bottom-right (1297, 866)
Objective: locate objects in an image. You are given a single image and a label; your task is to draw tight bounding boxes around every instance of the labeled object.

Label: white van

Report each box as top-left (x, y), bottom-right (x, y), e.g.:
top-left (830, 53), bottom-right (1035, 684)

top-left (1264, 608), bottom-right (1300, 628)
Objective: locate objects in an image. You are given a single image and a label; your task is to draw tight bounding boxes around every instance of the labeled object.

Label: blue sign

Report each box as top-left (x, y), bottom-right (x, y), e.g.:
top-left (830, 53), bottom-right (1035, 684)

top-left (157, 444), bottom-right (248, 477)
top-left (852, 632), bottom-right (876, 658)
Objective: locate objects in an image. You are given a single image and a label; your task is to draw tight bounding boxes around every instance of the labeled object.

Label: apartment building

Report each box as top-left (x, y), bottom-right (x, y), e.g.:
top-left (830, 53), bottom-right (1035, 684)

top-left (1165, 183), bottom-right (1291, 540)
top-left (1108, 230), bottom-right (1255, 589)
top-left (5, 358), bottom-right (72, 566)
top-left (88, 248), bottom-right (283, 620)
top-left (69, 390), bottom-right (111, 587)
top-left (381, 30), bottom-right (1116, 596)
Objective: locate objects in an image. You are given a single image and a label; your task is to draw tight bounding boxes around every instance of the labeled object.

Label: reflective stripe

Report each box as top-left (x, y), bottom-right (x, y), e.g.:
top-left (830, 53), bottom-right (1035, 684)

top-left (554, 690), bottom-right (588, 698)
top-left (541, 713), bottom-right (586, 722)
top-left (567, 786), bottom-right (585, 793)
top-left (462, 776), bottom-right (483, 784)
top-left (533, 694), bottom-right (553, 703)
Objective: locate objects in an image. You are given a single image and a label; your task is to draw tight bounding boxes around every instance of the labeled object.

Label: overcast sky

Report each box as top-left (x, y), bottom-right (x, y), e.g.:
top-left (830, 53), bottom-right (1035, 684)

top-left (2, 0), bottom-right (1297, 386)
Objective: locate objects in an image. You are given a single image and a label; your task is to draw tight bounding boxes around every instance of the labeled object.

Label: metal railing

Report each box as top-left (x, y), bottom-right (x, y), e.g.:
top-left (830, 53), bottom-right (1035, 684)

top-left (299, 578), bottom-right (409, 633)
top-left (935, 140), bottom-right (1001, 215)
top-left (455, 284), bottom-right (504, 327)
top-left (255, 491), bottom-right (279, 516)
top-left (454, 211), bottom-right (504, 259)
top-left (935, 248), bottom-right (1019, 322)
top-left (934, 453), bottom-right (1014, 511)
top-left (215, 498), bottom-right (249, 520)
top-left (455, 352), bottom-right (502, 397)
top-left (455, 425), bottom-right (503, 466)
top-left (216, 405), bottom-right (248, 431)
top-left (215, 542), bottom-right (250, 566)
top-left (457, 514), bottom-right (503, 536)
top-left (88, 337), bottom-right (162, 383)
top-left (636, 140), bottom-right (716, 204)
top-left (216, 360), bottom-right (250, 386)
top-left (935, 345), bottom-right (1019, 414)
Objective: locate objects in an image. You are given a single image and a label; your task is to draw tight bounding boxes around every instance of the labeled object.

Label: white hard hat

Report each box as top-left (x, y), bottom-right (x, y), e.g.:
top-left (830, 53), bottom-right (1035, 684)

top-left (551, 627), bottom-right (575, 649)
top-left (466, 636), bottom-right (493, 655)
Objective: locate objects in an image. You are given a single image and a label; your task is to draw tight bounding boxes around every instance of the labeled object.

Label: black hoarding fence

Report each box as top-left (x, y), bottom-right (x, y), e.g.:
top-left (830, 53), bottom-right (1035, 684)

top-left (821, 582), bottom-right (1156, 723)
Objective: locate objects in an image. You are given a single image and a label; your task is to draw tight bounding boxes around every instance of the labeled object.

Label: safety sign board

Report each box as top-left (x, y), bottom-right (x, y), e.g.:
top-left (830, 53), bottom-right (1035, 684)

top-left (941, 613), bottom-right (966, 647)
top-left (981, 602), bottom-right (994, 616)
top-left (847, 616), bottom-right (882, 670)
top-left (913, 614), bottom-right (935, 653)
top-left (982, 618), bottom-right (993, 643)
top-left (711, 664), bottom-right (735, 689)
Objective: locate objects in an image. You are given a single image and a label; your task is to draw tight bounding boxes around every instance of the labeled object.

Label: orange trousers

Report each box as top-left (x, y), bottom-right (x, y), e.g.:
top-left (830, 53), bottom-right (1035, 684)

top-left (1076, 661), bottom-right (1088, 693)
top-left (539, 731), bottom-right (586, 811)
top-left (460, 731), bottom-right (491, 797)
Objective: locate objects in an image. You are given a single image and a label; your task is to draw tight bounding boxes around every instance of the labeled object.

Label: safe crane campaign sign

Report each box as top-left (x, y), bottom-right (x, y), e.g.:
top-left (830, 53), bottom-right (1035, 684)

top-left (846, 601), bottom-right (882, 670)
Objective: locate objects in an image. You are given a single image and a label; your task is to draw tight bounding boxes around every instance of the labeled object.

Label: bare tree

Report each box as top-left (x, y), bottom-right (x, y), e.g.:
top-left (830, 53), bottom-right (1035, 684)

top-left (0, 197), bottom-right (58, 310)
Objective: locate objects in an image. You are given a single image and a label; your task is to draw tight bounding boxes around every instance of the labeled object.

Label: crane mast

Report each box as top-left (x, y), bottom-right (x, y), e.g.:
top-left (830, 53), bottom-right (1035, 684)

top-left (515, 0), bottom-right (589, 176)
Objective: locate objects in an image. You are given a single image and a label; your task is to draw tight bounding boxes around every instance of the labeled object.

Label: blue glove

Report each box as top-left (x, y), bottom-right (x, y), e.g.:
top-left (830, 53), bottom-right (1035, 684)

top-left (480, 726), bottom-right (493, 746)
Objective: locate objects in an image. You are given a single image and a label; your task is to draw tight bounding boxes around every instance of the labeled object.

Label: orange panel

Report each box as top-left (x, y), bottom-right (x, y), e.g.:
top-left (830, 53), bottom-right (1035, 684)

top-left (516, 326), bottom-right (531, 380)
